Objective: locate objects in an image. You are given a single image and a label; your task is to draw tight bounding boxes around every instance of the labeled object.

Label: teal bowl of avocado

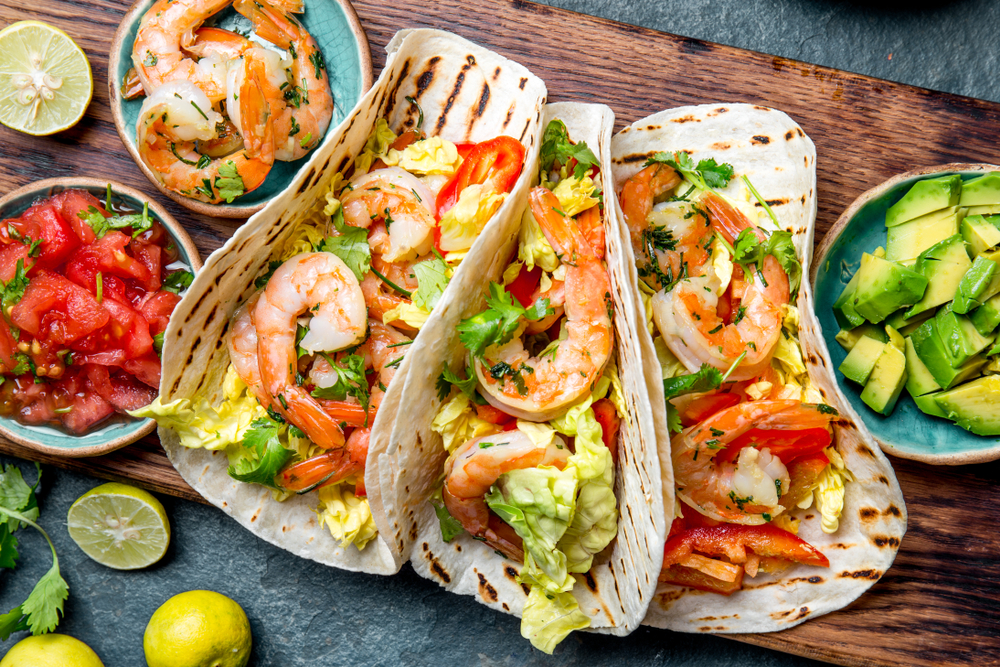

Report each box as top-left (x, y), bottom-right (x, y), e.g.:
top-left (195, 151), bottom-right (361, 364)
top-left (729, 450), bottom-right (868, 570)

top-left (813, 164), bottom-right (1000, 465)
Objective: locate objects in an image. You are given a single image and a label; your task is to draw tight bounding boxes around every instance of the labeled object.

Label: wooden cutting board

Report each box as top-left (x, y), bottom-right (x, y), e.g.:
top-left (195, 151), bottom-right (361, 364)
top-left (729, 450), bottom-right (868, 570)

top-left (1, 1), bottom-right (998, 665)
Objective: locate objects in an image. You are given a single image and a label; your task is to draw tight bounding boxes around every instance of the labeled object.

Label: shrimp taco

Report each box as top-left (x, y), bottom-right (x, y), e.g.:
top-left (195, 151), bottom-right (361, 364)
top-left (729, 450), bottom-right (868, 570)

top-left (610, 104), bottom-right (907, 631)
top-left (135, 29), bottom-right (547, 574)
top-left (367, 103), bottom-right (667, 652)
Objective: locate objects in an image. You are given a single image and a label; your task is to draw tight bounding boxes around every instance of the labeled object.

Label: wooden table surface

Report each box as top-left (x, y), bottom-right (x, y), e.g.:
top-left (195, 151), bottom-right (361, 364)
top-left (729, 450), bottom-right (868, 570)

top-left (1, 0), bottom-right (999, 665)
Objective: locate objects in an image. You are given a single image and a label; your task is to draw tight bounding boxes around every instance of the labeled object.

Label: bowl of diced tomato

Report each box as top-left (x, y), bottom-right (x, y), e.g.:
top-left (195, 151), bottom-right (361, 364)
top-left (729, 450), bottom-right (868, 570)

top-left (0, 177), bottom-right (201, 456)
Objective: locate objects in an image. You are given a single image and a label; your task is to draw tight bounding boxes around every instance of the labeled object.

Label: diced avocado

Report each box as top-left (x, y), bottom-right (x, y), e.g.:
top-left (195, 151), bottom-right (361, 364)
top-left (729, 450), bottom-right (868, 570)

top-left (860, 344), bottom-right (907, 415)
top-left (912, 392), bottom-right (948, 418)
top-left (852, 253), bottom-right (928, 323)
top-left (832, 270), bottom-right (865, 329)
top-left (885, 175), bottom-right (962, 227)
top-left (953, 256), bottom-right (999, 314)
top-left (873, 246), bottom-right (886, 258)
top-left (910, 318), bottom-right (988, 388)
top-left (936, 303), bottom-right (995, 366)
top-left (839, 336), bottom-right (886, 385)
top-left (904, 336), bottom-right (942, 397)
top-left (887, 306), bottom-right (934, 331)
top-left (904, 234), bottom-right (971, 318)
top-left (885, 324), bottom-right (905, 350)
top-left (970, 293), bottom-right (1000, 335)
top-left (964, 204), bottom-right (1000, 216)
top-left (836, 323), bottom-right (890, 351)
top-left (988, 338), bottom-right (1000, 357)
top-left (960, 214), bottom-right (1000, 256)
top-left (886, 210), bottom-right (962, 263)
top-left (933, 375), bottom-right (1000, 435)
top-left (958, 172), bottom-right (1000, 207)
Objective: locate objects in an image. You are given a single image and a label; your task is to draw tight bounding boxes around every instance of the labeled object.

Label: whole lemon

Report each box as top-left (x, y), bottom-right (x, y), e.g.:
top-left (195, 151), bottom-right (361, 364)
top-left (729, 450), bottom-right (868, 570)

top-left (0, 633), bottom-right (104, 667)
top-left (143, 590), bottom-right (251, 667)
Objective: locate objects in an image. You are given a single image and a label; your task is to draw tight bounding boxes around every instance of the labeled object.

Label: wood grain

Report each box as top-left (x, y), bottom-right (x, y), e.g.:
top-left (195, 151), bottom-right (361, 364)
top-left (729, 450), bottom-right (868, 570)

top-left (1, 0), bottom-right (999, 665)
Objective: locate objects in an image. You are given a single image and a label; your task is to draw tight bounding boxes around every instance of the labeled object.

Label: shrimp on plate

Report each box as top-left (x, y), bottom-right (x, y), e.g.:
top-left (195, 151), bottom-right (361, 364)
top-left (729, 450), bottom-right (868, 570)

top-left (443, 429), bottom-right (571, 560)
top-left (473, 187), bottom-right (614, 421)
top-left (672, 399), bottom-right (836, 525)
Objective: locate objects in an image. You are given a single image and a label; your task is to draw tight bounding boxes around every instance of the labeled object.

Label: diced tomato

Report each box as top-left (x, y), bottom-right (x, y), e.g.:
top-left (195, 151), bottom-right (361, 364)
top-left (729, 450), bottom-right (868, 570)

top-left (138, 291), bottom-right (181, 336)
top-left (50, 190), bottom-right (103, 244)
top-left (11, 272), bottom-right (110, 345)
top-left (475, 403), bottom-right (515, 425)
top-left (716, 427), bottom-right (832, 465)
top-left (676, 391), bottom-right (741, 427)
top-left (71, 297), bottom-right (154, 363)
top-left (783, 452), bottom-right (830, 508)
top-left (61, 391), bottom-right (117, 434)
top-left (84, 365), bottom-right (157, 412)
top-left (592, 398), bottom-right (620, 462)
top-left (0, 243), bottom-right (31, 282)
top-left (0, 369), bottom-right (116, 434)
top-left (659, 563), bottom-right (744, 595)
top-left (15, 201), bottom-right (80, 270)
top-left (662, 524), bottom-right (829, 571)
top-left (435, 136), bottom-right (526, 216)
top-left (65, 231), bottom-right (151, 295)
top-left (506, 264), bottom-right (542, 309)
top-left (130, 239), bottom-right (162, 291)
top-left (122, 354), bottom-right (161, 389)
top-left (0, 320), bottom-right (18, 373)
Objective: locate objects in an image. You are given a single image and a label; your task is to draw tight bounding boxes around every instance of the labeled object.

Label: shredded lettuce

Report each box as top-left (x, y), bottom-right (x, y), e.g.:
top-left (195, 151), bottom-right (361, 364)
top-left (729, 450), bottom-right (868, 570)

top-left (438, 184), bottom-right (506, 253)
top-left (551, 174), bottom-right (599, 218)
top-left (316, 484), bottom-right (378, 549)
top-left (382, 302), bottom-right (431, 330)
top-left (796, 446), bottom-right (854, 534)
top-left (430, 393), bottom-right (497, 453)
top-left (354, 119), bottom-right (396, 175)
top-left (518, 207), bottom-right (559, 272)
top-left (382, 136), bottom-right (461, 175)
top-left (520, 586), bottom-right (590, 655)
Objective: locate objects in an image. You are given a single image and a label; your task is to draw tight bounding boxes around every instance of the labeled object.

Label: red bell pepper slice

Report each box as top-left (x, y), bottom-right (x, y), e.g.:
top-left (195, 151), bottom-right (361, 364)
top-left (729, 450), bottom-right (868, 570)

top-left (505, 264), bottom-right (542, 309)
top-left (659, 563), bottom-right (744, 595)
top-left (435, 136), bottom-right (526, 217)
top-left (592, 398), bottom-right (620, 463)
top-left (475, 403), bottom-right (515, 426)
top-left (676, 391), bottom-right (741, 427)
top-left (662, 524), bottom-right (829, 570)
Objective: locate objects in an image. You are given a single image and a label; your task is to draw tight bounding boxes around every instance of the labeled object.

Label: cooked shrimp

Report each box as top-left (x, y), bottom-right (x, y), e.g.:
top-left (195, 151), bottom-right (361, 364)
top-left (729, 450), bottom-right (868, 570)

top-left (523, 278), bottom-right (564, 335)
top-left (135, 61), bottom-right (274, 204)
top-left (620, 162), bottom-right (681, 246)
top-left (233, 0), bottom-right (333, 160)
top-left (474, 187), bottom-right (613, 421)
top-left (443, 430), bottom-right (570, 559)
top-left (132, 0), bottom-right (232, 101)
top-left (364, 319), bottom-right (409, 409)
top-left (341, 168), bottom-right (436, 263)
top-left (651, 193), bottom-right (789, 381)
top-left (228, 291), bottom-right (270, 406)
top-left (254, 252), bottom-right (368, 449)
top-left (277, 427), bottom-right (369, 492)
top-left (673, 400), bottom-right (835, 524)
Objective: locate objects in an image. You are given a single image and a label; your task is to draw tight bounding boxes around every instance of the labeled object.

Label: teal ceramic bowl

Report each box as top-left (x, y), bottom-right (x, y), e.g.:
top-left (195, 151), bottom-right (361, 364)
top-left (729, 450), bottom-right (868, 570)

top-left (813, 163), bottom-right (1000, 465)
top-left (0, 178), bottom-right (202, 457)
top-left (108, 0), bottom-right (372, 218)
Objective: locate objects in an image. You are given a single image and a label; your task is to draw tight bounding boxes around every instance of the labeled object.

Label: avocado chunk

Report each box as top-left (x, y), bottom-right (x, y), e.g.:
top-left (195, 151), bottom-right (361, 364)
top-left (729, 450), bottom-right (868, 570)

top-left (970, 293), bottom-right (1000, 335)
top-left (936, 303), bottom-right (996, 365)
top-left (960, 214), bottom-right (1000, 256)
top-left (886, 209), bottom-right (963, 263)
top-left (839, 335), bottom-right (886, 385)
top-left (933, 375), bottom-right (1000, 435)
top-left (910, 318), bottom-right (988, 388)
top-left (887, 306), bottom-right (934, 332)
top-left (958, 172), bottom-right (1000, 207)
top-left (860, 344), bottom-right (907, 415)
top-left (851, 253), bottom-right (928, 323)
top-left (832, 270), bottom-right (865, 329)
top-left (904, 234), bottom-right (971, 318)
top-left (885, 175), bottom-right (962, 227)
top-left (953, 256), bottom-right (999, 314)
top-left (988, 338), bottom-right (1000, 357)
top-left (964, 204), bottom-right (1000, 216)
top-left (836, 323), bottom-right (890, 351)
top-left (904, 336), bottom-right (942, 397)
top-left (912, 392), bottom-right (948, 418)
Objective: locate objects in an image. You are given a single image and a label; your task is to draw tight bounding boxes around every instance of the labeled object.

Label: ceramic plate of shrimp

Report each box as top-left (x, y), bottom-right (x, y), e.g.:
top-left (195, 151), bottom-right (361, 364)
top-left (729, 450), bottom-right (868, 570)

top-left (109, 0), bottom-right (373, 217)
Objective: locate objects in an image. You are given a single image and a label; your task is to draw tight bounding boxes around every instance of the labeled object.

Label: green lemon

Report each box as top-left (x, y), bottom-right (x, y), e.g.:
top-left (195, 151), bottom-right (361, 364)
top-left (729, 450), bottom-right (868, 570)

top-left (0, 633), bottom-right (104, 667)
top-left (66, 482), bottom-right (170, 570)
top-left (143, 591), bottom-right (251, 667)
top-left (0, 20), bottom-right (93, 135)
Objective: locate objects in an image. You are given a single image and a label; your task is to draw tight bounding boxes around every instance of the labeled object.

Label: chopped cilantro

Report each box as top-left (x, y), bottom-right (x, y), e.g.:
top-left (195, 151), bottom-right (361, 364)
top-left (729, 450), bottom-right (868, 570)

top-left (0, 259), bottom-right (29, 313)
top-left (308, 50), bottom-right (325, 79)
top-left (644, 151), bottom-right (734, 191)
top-left (227, 417), bottom-right (294, 489)
top-left (318, 207), bottom-right (371, 282)
top-left (78, 203), bottom-right (153, 239)
top-left (254, 260), bottom-right (282, 289)
top-left (162, 270), bottom-right (194, 294)
top-left (436, 363), bottom-right (478, 401)
top-left (215, 161), bottom-right (245, 202)
top-left (539, 119), bottom-right (599, 180)
top-left (456, 283), bottom-right (552, 359)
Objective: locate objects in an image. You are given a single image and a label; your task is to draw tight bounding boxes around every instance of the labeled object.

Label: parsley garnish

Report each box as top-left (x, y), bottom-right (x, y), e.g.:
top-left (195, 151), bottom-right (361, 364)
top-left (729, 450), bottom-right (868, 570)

top-left (456, 283), bottom-right (553, 359)
top-left (645, 151), bottom-right (734, 191)
top-left (318, 207), bottom-right (371, 282)
top-left (539, 119), bottom-right (599, 180)
top-left (215, 161), bottom-right (245, 202)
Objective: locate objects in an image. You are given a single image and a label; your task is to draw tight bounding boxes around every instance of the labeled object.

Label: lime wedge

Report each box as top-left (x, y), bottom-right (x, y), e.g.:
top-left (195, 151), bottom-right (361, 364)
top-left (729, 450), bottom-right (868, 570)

top-left (66, 482), bottom-right (170, 570)
top-left (0, 20), bottom-right (93, 136)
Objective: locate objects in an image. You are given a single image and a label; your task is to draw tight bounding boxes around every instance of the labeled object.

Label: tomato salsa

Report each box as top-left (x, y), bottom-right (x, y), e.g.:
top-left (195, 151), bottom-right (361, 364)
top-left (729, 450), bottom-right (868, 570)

top-left (0, 188), bottom-right (192, 434)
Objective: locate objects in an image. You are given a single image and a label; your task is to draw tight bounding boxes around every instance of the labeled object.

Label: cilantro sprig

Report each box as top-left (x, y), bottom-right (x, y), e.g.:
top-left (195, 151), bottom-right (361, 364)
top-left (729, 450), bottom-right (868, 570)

top-left (436, 362), bottom-right (478, 402)
top-left (162, 270), bottom-right (194, 294)
top-left (227, 417), bottom-right (294, 489)
top-left (645, 151), bottom-right (734, 191)
top-left (310, 353), bottom-right (371, 425)
top-left (411, 257), bottom-right (449, 312)
top-left (0, 463), bottom-right (69, 639)
top-left (456, 283), bottom-right (553, 359)
top-left (540, 119), bottom-right (599, 180)
top-left (318, 206), bottom-right (371, 282)
top-left (215, 162), bottom-right (245, 203)
top-left (664, 352), bottom-right (747, 433)
top-left (78, 203), bottom-right (153, 239)
top-left (1, 259), bottom-right (29, 314)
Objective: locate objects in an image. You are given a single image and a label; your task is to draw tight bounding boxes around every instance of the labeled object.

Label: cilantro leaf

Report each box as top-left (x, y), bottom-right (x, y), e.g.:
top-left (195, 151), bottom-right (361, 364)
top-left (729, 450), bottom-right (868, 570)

top-left (153, 332), bottom-right (164, 356)
top-left (254, 260), bottom-right (282, 289)
top-left (0, 524), bottom-right (18, 569)
top-left (727, 227), bottom-right (801, 303)
top-left (78, 203), bottom-right (153, 239)
top-left (0, 606), bottom-right (28, 641)
top-left (540, 119), bottom-right (599, 180)
top-left (0, 500), bottom-right (67, 637)
top-left (662, 364), bottom-right (724, 401)
top-left (215, 161), bottom-right (245, 203)
top-left (523, 297), bottom-right (553, 322)
top-left (1, 259), bottom-right (30, 314)
top-left (667, 408), bottom-right (683, 434)
top-left (457, 284), bottom-right (554, 358)
top-left (645, 151), bottom-right (734, 191)
top-left (227, 417), bottom-right (293, 488)
top-left (310, 353), bottom-right (371, 426)
top-left (430, 498), bottom-right (464, 542)
top-left (436, 363), bottom-right (478, 401)
top-left (411, 258), bottom-right (449, 312)
top-left (318, 207), bottom-right (371, 282)
top-left (162, 270), bottom-right (194, 294)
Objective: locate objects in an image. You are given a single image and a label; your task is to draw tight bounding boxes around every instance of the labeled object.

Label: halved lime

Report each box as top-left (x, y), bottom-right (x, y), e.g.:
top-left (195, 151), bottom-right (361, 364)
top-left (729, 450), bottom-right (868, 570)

top-left (66, 482), bottom-right (170, 570)
top-left (0, 20), bottom-right (93, 136)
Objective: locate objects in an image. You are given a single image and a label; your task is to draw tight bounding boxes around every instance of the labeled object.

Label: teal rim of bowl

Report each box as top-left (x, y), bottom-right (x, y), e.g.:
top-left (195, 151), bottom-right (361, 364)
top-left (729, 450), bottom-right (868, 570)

top-left (111, 0), bottom-right (369, 214)
top-left (0, 180), bottom-right (198, 454)
top-left (814, 166), bottom-right (1000, 463)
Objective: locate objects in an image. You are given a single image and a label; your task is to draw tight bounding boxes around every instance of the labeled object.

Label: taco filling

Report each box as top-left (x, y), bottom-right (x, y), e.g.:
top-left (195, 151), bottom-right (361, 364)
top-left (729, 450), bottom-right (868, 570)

top-left (136, 105), bottom-right (526, 549)
top-left (432, 119), bottom-right (624, 652)
top-left (619, 151), bottom-right (851, 595)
